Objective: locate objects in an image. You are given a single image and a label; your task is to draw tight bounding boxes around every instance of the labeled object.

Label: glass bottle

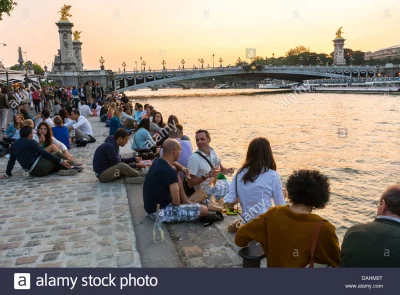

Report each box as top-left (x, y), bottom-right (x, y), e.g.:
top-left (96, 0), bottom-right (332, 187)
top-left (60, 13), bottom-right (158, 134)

top-left (153, 204), bottom-right (164, 244)
top-left (209, 164), bottom-right (220, 188)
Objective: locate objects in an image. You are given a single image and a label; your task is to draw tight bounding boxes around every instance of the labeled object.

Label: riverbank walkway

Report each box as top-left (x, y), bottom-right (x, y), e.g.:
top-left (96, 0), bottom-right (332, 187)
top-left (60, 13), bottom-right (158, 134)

top-left (0, 117), bottom-right (244, 267)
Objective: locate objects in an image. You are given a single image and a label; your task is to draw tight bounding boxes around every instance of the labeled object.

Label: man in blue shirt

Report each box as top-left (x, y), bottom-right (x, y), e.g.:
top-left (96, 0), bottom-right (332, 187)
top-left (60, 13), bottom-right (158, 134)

top-left (143, 139), bottom-right (208, 222)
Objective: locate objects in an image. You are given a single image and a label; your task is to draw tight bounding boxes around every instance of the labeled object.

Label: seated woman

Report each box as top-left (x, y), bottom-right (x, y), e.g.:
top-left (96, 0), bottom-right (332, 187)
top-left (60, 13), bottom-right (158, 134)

top-left (34, 122), bottom-right (82, 166)
top-left (121, 104), bottom-right (136, 129)
top-left (110, 107), bottom-right (132, 136)
top-left (167, 115), bottom-right (190, 141)
top-left (3, 114), bottom-right (24, 144)
top-left (59, 108), bottom-right (74, 125)
top-left (100, 101), bottom-right (110, 117)
top-left (150, 111), bottom-right (165, 137)
top-left (107, 102), bottom-right (116, 120)
top-left (224, 138), bottom-right (286, 230)
top-left (131, 118), bottom-right (156, 152)
top-left (235, 169), bottom-right (341, 268)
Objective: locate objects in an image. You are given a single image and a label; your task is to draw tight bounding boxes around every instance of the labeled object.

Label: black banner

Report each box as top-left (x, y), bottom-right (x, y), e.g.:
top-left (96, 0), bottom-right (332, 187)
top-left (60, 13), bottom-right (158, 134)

top-left (2, 268), bottom-right (395, 294)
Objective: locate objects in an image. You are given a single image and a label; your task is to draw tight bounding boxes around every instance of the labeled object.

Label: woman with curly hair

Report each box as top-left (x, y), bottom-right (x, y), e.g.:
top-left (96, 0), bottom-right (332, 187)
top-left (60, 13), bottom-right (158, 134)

top-left (235, 169), bottom-right (341, 268)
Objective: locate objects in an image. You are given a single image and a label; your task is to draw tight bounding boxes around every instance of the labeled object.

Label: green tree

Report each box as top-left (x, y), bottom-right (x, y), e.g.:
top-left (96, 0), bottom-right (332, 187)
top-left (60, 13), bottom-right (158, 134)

top-left (9, 62), bottom-right (45, 75)
top-left (286, 46), bottom-right (309, 56)
top-left (0, 0), bottom-right (17, 20)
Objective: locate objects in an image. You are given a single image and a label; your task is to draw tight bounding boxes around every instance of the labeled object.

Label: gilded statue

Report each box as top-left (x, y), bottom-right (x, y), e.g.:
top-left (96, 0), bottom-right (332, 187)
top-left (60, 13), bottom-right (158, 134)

top-left (58, 5), bottom-right (72, 21)
top-left (73, 31), bottom-right (82, 41)
top-left (336, 27), bottom-right (343, 38)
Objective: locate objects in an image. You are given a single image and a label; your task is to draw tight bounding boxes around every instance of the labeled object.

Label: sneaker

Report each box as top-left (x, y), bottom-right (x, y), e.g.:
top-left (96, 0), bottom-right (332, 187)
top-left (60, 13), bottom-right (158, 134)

top-left (72, 166), bottom-right (84, 172)
top-left (59, 169), bottom-right (78, 176)
top-left (124, 176), bottom-right (145, 184)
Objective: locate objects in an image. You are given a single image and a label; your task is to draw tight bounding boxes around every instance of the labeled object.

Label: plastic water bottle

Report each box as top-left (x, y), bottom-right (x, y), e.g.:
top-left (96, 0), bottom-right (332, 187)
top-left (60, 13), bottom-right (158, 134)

top-left (153, 204), bottom-right (164, 244)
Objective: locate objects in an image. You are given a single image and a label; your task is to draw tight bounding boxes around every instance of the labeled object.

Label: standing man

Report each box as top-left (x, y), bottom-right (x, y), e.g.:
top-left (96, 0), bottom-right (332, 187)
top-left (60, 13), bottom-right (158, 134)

top-left (79, 83), bottom-right (86, 104)
top-left (341, 185), bottom-right (400, 267)
top-left (0, 91), bottom-right (9, 133)
top-left (85, 82), bottom-right (93, 102)
top-left (187, 129), bottom-right (234, 200)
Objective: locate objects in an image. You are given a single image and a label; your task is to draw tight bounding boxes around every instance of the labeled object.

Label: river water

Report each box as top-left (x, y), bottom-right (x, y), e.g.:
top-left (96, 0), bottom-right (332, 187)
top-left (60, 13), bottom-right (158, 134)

top-left (126, 88), bottom-right (399, 241)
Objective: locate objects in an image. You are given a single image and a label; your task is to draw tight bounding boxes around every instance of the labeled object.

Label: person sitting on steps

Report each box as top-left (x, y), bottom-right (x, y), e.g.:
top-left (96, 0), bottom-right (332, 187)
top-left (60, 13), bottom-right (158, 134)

top-left (143, 138), bottom-right (209, 223)
top-left (93, 128), bottom-right (149, 183)
top-left (0, 126), bottom-right (78, 179)
top-left (65, 109), bottom-right (96, 143)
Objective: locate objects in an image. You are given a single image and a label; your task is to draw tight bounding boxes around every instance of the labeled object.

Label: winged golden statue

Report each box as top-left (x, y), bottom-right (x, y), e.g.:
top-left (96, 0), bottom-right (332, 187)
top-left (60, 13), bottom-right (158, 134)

top-left (58, 5), bottom-right (72, 21)
top-left (336, 27), bottom-right (343, 38)
top-left (73, 31), bottom-right (82, 41)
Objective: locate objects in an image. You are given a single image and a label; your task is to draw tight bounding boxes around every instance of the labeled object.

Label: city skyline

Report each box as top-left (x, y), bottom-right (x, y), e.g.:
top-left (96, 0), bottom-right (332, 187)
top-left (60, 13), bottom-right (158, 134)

top-left (0, 0), bottom-right (399, 70)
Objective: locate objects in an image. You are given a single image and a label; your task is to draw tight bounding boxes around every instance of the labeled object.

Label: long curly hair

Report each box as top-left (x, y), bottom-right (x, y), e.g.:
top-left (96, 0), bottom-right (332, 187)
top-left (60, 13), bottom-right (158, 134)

top-left (37, 122), bottom-right (53, 147)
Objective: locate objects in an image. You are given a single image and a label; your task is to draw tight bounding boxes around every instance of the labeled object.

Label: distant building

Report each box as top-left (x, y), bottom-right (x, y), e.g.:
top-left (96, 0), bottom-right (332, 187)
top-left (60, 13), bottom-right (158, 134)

top-left (365, 45), bottom-right (400, 60)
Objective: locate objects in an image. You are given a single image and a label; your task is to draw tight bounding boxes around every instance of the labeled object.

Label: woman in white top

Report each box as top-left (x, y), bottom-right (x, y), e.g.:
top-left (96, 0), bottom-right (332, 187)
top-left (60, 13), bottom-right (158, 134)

top-left (224, 137), bottom-right (286, 223)
top-left (34, 121), bottom-right (82, 166)
top-left (59, 108), bottom-right (74, 125)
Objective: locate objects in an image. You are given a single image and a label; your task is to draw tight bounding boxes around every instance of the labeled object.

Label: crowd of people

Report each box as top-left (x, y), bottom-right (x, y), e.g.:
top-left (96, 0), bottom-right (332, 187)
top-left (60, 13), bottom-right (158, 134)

top-left (1, 82), bottom-right (399, 268)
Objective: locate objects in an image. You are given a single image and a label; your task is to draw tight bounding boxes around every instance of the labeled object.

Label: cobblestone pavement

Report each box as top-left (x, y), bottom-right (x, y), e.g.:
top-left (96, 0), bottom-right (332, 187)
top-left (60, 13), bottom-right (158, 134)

top-left (0, 117), bottom-right (141, 268)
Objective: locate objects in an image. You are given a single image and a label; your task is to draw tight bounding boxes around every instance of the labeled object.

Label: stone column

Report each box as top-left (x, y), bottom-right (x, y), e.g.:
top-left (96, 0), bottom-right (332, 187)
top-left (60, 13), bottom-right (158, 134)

top-left (56, 20), bottom-right (77, 71)
top-left (73, 40), bottom-right (83, 71)
top-left (333, 37), bottom-right (347, 66)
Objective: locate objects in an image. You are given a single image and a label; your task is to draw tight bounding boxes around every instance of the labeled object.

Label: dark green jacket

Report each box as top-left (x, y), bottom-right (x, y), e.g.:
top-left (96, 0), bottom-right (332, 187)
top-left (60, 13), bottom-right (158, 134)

top-left (340, 218), bottom-right (400, 267)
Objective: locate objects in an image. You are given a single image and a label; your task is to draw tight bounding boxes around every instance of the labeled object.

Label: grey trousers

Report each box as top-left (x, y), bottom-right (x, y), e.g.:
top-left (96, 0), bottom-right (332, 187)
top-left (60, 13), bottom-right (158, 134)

top-left (0, 108), bottom-right (8, 130)
top-left (29, 151), bottom-right (69, 177)
top-left (74, 129), bottom-right (90, 141)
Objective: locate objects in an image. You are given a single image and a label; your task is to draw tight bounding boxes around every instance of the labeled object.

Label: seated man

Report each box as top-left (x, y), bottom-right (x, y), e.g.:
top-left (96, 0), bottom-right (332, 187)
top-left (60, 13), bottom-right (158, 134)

top-left (160, 124), bottom-right (192, 168)
top-left (341, 184), bottom-right (400, 267)
top-left (187, 129), bottom-right (234, 200)
top-left (143, 138), bottom-right (208, 223)
top-left (79, 100), bottom-right (91, 117)
top-left (88, 98), bottom-right (98, 116)
top-left (35, 109), bottom-right (54, 129)
top-left (0, 126), bottom-right (76, 178)
top-left (65, 110), bottom-right (96, 143)
top-left (93, 128), bottom-right (147, 183)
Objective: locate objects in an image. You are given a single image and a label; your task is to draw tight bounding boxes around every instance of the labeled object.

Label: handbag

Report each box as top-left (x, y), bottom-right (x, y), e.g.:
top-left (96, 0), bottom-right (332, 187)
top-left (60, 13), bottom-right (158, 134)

top-left (306, 220), bottom-right (330, 268)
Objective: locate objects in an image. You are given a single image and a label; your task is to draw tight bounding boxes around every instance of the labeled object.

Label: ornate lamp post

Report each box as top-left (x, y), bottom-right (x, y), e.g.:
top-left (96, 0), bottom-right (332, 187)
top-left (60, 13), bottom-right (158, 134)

top-left (149, 66), bottom-right (151, 71)
top-left (142, 61), bottom-right (146, 71)
top-left (212, 53), bottom-right (215, 68)
top-left (122, 61), bottom-right (126, 72)
top-left (199, 58), bottom-right (204, 68)
top-left (118, 68), bottom-right (121, 74)
top-left (140, 56), bottom-right (143, 71)
top-left (219, 57), bottom-right (223, 67)
top-left (207, 64), bottom-right (210, 68)
top-left (162, 60), bottom-right (166, 70)
top-left (135, 61), bottom-right (137, 72)
top-left (251, 65), bottom-right (257, 72)
top-left (181, 59), bottom-right (185, 70)
top-left (178, 65), bottom-right (181, 70)
top-left (99, 56), bottom-right (105, 70)
top-left (237, 57), bottom-right (241, 65)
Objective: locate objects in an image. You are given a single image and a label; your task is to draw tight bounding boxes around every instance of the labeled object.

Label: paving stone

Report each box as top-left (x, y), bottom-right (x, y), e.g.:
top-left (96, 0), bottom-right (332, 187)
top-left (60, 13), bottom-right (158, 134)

top-left (0, 259), bottom-right (14, 267)
top-left (97, 239), bottom-right (112, 247)
top-left (115, 224), bottom-right (128, 233)
top-left (24, 240), bottom-right (41, 247)
top-left (66, 249), bottom-right (92, 256)
top-left (52, 225), bottom-right (72, 231)
top-left (97, 247), bottom-right (114, 259)
top-left (117, 252), bottom-right (135, 267)
top-left (75, 220), bottom-right (97, 228)
top-left (99, 212), bottom-right (112, 219)
top-left (42, 252), bottom-right (60, 262)
top-left (0, 241), bottom-right (21, 250)
top-left (76, 210), bottom-right (97, 216)
top-left (67, 257), bottom-right (92, 267)
top-left (26, 228), bottom-right (48, 234)
top-left (4, 230), bottom-right (24, 236)
top-left (9, 236), bottom-right (25, 242)
top-left (30, 234), bottom-right (51, 240)
top-left (116, 241), bottom-right (132, 252)
top-left (98, 219), bottom-right (112, 226)
top-left (78, 197), bottom-right (94, 201)
top-left (97, 228), bottom-right (112, 236)
top-left (47, 238), bottom-right (67, 245)
top-left (16, 255), bottom-right (39, 265)
top-left (59, 229), bottom-right (81, 235)
top-left (69, 233), bottom-right (93, 242)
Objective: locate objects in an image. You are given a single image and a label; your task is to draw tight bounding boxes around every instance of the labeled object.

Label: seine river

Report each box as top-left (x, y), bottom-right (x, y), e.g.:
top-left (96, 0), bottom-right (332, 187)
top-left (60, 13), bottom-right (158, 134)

top-left (126, 88), bottom-right (399, 241)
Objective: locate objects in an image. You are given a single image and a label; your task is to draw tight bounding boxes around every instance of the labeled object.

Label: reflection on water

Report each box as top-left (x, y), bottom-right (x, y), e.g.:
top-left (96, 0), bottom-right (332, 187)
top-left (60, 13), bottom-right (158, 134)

top-left (127, 89), bottom-right (400, 241)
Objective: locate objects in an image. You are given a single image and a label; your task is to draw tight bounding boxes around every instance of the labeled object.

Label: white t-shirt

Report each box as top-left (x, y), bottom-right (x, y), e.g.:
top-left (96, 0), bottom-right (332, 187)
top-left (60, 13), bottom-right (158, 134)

top-left (187, 148), bottom-right (220, 192)
top-left (79, 105), bottom-right (91, 117)
top-left (224, 169), bottom-right (286, 221)
top-left (44, 118), bottom-right (55, 128)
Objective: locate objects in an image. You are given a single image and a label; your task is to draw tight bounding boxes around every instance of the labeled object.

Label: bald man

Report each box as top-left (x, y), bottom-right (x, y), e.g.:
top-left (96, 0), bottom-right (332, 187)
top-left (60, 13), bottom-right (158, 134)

top-left (341, 184), bottom-right (400, 267)
top-left (143, 139), bottom-right (208, 223)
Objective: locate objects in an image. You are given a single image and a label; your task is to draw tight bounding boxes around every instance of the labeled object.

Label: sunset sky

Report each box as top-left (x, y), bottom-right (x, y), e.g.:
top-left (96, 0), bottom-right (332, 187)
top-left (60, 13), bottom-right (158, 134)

top-left (0, 0), bottom-right (399, 71)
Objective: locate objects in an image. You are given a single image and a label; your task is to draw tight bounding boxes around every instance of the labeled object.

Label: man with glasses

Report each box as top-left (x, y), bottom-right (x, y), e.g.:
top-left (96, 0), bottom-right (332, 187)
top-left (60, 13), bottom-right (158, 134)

top-left (340, 184), bottom-right (400, 267)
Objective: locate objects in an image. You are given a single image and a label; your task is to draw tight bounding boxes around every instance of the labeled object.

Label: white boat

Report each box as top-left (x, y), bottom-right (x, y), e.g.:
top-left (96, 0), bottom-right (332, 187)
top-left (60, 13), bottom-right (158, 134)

top-left (217, 84), bottom-right (230, 89)
top-left (259, 83), bottom-right (281, 89)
